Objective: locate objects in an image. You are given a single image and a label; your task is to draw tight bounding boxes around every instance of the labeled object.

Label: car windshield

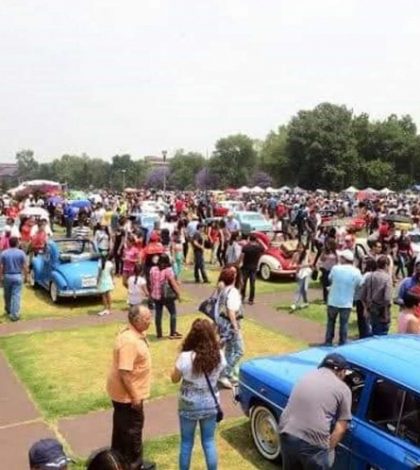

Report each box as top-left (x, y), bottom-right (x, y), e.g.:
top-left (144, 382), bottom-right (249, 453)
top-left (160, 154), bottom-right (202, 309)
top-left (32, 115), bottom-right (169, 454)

top-left (57, 240), bottom-right (94, 255)
top-left (243, 214), bottom-right (265, 222)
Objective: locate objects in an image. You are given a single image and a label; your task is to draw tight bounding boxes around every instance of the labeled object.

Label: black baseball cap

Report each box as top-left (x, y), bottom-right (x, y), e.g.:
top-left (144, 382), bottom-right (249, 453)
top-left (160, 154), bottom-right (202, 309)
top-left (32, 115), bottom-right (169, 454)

top-left (29, 439), bottom-right (71, 469)
top-left (319, 353), bottom-right (348, 371)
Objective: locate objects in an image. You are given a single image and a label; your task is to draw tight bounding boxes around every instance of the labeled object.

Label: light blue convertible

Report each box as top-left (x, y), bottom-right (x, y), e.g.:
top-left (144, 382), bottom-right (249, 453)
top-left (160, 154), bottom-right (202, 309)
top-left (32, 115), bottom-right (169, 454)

top-left (30, 239), bottom-right (101, 302)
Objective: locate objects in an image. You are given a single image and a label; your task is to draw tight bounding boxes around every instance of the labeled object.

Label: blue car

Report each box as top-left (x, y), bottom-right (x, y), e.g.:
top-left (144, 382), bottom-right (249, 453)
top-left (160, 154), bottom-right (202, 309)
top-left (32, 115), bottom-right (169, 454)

top-left (238, 335), bottom-right (420, 469)
top-left (234, 211), bottom-right (272, 235)
top-left (130, 212), bottom-right (160, 242)
top-left (30, 238), bottom-right (101, 302)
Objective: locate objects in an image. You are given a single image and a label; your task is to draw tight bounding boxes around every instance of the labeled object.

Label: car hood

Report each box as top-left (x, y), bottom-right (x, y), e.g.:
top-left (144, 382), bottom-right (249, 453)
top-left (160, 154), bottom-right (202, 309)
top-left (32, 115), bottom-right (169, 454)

top-left (240, 347), bottom-right (331, 394)
top-left (54, 260), bottom-right (98, 287)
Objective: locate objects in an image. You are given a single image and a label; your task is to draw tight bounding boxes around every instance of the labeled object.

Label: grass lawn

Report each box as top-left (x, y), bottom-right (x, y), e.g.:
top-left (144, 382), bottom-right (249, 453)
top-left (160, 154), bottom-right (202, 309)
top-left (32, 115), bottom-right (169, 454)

top-left (0, 314), bottom-right (304, 419)
top-left (71, 417), bottom-right (277, 469)
top-left (275, 300), bottom-right (398, 337)
top-left (180, 265), bottom-right (318, 295)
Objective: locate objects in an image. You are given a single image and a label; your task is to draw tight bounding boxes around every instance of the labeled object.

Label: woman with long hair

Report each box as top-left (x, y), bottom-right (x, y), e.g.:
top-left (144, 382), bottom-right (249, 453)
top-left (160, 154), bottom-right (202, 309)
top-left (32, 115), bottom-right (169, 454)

top-left (149, 254), bottom-right (182, 339)
top-left (97, 253), bottom-right (114, 316)
top-left (216, 266), bottom-right (244, 389)
top-left (171, 318), bottom-right (226, 470)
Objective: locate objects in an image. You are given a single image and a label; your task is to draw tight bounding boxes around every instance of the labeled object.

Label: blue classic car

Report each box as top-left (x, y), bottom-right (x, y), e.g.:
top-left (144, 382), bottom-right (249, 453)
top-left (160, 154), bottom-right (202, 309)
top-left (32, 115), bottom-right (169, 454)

top-left (238, 336), bottom-right (420, 469)
top-left (234, 211), bottom-right (272, 235)
top-left (30, 239), bottom-right (101, 302)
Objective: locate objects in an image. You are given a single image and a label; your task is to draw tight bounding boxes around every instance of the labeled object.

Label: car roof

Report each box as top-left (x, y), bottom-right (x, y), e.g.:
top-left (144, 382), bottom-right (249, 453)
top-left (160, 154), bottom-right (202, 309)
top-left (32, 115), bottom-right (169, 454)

top-left (339, 335), bottom-right (420, 392)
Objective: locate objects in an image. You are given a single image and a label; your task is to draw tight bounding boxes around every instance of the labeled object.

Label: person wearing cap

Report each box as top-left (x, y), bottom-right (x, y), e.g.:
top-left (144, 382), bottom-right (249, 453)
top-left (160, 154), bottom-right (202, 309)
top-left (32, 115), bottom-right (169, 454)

top-left (106, 305), bottom-right (155, 470)
top-left (279, 353), bottom-right (352, 470)
top-left (325, 250), bottom-right (362, 346)
top-left (29, 438), bottom-right (71, 469)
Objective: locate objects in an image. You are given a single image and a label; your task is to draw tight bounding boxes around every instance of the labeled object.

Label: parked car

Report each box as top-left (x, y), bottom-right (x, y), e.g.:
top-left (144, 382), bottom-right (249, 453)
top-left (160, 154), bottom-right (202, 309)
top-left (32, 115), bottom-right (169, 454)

top-left (131, 212), bottom-right (160, 242)
top-left (234, 211), bottom-right (272, 235)
top-left (237, 335), bottom-right (420, 469)
top-left (252, 232), bottom-right (297, 280)
top-left (213, 200), bottom-right (244, 217)
top-left (30, 238), bottom-right (101, 302)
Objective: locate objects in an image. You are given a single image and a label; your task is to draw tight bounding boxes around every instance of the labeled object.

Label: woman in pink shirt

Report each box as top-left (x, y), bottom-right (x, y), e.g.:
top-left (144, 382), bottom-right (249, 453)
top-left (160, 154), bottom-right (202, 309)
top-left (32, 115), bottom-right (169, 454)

top-left (150, 254), bottom-right (182, 339)
top-left (398, 292), bottom-right (420, 334)
top-left (122, 235), bottom-right (141, 286)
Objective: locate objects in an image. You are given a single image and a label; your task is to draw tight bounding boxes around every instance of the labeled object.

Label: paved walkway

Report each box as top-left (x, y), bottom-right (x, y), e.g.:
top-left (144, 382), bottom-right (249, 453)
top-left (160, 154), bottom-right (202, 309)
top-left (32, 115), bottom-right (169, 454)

top-left (0, 281), bottom-right (324, 466)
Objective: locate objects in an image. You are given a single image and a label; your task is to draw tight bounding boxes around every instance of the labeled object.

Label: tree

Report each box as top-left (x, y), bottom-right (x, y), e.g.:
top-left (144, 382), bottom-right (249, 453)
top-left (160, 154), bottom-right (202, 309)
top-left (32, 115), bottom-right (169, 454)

top-left (210, 134), bottom-right (257, 188)
top-left (359, 160), bottom-right (395, 189)
top-left (16, 149), bottom-right (39, 181)
top-left (286, 103), bottom-right (359, 190)
top-left (259, 126), bottom-right (290, 185)
top-left (249, 171), bottom-right (273, 188)
top-left (169, 150), bottom-right (206, 189)
top-left (195, 167), bottom-right (219, 190)
top-left (145, 167), bottom-right (170, 189)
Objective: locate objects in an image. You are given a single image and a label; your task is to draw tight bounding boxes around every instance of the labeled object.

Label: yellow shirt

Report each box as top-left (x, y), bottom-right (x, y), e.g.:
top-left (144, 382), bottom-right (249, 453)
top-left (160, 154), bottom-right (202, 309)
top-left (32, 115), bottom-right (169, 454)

top-left (107, 324), bottom-right (151, 403)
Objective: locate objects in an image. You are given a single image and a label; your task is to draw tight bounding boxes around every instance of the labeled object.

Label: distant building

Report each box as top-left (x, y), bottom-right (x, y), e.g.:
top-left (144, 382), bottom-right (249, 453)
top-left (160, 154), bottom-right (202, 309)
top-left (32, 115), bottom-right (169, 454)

top-left (144, 155), bottom-right (169, 169)
top-left (0, 163), bottom-right (18, 185)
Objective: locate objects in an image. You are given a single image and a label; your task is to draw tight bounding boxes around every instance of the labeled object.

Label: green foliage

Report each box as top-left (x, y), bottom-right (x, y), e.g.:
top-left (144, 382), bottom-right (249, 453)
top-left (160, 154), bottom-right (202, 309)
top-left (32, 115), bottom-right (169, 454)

top-left (16, 149), bottom-right (39, 181)
top-left (210, 134), bottom-right (257, 188)
top-left (258, 126), bottom-right (290, 184)
top-left (169, 149), bottom-right (206, 189)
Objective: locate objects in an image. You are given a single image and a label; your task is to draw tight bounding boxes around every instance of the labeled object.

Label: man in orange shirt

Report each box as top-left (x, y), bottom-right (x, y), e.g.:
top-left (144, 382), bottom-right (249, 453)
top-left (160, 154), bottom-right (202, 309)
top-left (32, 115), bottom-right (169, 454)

top-left (107, 305), bottom-right (155, 470)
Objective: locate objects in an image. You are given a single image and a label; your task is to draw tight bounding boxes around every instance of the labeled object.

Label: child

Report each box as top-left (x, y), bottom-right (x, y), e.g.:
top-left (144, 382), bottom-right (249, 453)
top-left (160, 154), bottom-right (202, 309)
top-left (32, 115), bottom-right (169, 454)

top-left (170, 230), bottom-right (184, 279)
top-left (97, 254), bottom-right (114, 316)
top-left (127, 263), bottom-right (149, 307)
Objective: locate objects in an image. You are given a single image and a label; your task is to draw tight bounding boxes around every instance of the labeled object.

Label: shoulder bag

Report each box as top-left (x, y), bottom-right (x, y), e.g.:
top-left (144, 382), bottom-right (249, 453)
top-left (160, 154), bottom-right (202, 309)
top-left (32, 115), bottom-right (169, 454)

top-left (204, 372), bottom-right (224, 422)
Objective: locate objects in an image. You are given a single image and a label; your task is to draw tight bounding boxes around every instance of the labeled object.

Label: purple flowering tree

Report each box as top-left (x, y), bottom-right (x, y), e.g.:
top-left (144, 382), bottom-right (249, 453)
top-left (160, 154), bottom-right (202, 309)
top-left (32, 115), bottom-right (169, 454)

top-left (250, 171), bottom-right (273, 189)
top-left (145, 167), bottom-right (170, 189)
top-left (195, 167), bottom-right (218, 190)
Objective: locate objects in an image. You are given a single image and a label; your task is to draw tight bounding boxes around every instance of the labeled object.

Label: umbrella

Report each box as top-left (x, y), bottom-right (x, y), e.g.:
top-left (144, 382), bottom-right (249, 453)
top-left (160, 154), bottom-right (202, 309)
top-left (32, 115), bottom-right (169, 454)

top-left (19, 207), bottom-right (50, 219)
top-left (69, 199), bottom-right (91, 209)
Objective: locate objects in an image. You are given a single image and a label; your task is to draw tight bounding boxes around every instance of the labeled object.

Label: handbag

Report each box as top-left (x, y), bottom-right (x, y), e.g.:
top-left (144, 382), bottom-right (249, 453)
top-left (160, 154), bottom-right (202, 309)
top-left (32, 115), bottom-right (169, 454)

top-left (162, 280), bottom-right (177, 301)
top-left (198, 296), bottom-right (218, 321)
top-left (204, 372), bottom-right (224, 423)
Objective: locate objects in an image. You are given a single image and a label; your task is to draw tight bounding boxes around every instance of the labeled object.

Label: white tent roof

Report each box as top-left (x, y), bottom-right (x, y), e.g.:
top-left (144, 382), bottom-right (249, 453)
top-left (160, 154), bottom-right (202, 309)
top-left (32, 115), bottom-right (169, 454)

top-left (344, 185), bottom-right (358, 193)
top-left (250, 186), bottom-right (264, 193)
top-left (265, 186), bottom-right (277, 193)
top-left (238, 186), bottom-right (251, 193)
top-left (364, 187), bottom-right (379, 193)
top-left (379, 187), bottom-right (394, 195)
top-left (278, 185), bottom-right (291, 192)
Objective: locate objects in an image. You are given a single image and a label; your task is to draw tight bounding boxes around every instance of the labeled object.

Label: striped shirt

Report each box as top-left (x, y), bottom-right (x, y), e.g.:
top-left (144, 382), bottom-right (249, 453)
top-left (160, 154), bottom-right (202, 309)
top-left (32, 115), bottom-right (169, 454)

top-left (73, 226), bottom-right (91, 240)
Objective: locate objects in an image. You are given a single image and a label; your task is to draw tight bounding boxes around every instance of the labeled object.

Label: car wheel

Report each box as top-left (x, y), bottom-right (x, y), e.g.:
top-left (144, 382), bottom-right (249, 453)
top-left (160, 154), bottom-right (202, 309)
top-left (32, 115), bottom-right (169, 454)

top-left (250, 405), bottom-right (282, 462)
top-left (260, 263), bottom-right (271, 281)
top-left (49, 282), bottom-right (59, 303)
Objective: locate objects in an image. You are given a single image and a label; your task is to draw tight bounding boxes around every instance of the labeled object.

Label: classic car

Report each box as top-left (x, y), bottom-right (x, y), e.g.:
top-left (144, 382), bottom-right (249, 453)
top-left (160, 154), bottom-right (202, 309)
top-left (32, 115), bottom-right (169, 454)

top-left (130, 212), bottom-right (160, 241)
top-left (237, 335), bottom-right (420, 469)
top-left (253, 232), bottom-right (297, 280)
top-left (213, 200), bottom-right (244, 217)
top-left (234, 211), bottom-right (272, 235)
top-left (30, 238), bottom-right (101, 302)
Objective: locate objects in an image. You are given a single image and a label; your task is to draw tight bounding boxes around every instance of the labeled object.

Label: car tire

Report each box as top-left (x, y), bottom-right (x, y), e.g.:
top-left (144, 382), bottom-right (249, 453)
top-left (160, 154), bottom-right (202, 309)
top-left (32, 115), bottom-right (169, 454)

top-left (260, 263), bottom-right (271, 281)
top-left (250, 405), bottom-right (282, 463)
top-left (49, 282), bottom-right (59, 303)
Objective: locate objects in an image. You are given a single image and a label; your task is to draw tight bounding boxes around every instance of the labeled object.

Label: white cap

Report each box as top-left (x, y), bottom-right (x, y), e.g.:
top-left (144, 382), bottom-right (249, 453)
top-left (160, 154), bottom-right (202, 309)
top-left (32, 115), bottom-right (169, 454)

top-left (340, 249), bottom-right (354, 262)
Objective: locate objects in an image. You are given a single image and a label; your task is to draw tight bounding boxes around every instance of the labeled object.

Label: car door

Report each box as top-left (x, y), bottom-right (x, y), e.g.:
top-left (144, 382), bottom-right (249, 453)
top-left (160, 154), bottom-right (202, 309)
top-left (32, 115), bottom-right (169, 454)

top-left (38, 243), bottom-right (52, 288)
top-left (349, 376), bottom-right (420, 469)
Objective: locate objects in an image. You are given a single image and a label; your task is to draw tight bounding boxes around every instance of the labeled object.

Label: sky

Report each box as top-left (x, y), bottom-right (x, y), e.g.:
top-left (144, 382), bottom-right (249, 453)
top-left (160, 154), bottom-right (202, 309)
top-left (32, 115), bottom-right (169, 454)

top-left (1, 0), bottom-right (420, 162)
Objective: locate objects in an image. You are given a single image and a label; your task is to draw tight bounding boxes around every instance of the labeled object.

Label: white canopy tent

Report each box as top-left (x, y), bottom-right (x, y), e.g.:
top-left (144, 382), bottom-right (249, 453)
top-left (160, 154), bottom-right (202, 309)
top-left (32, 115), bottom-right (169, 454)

top-left (343, 185), bottom-right (358, 194)
top-left (250, 186), bottom-right (264, 193)
top-left (379, 187), bottom-right (395, 195)
top-left (238, 186), bottom-right (251, 193)
top-left (265, 186), bottom-right (279, 193)
top-left (278, 185), bottom-right (291, 192)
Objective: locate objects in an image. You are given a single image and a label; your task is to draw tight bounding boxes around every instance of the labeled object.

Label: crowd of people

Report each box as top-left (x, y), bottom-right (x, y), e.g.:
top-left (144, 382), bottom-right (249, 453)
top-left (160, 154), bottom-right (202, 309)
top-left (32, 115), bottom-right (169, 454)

top-left (2, 187), bottom-right (419, 470)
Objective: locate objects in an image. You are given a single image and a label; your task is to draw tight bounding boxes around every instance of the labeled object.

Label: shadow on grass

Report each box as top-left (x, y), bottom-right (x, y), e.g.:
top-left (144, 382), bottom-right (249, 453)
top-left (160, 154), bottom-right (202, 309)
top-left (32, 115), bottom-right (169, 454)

top-left (220, 420), bottom-right (279, 470)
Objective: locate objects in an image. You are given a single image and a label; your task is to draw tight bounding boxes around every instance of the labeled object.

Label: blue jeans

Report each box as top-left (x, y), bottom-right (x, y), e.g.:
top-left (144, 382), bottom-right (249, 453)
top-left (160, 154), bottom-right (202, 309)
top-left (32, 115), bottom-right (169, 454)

top-left (281, 433), bottom-right (333, 470)
top-left (294, 276), bottom-right (309, 306)
top-left (223, 330), bottom-right (244, 379)
top-left (179, 415), bottom-right (218, 470)
top-left (3, 274), bottom-right (23, 320)
top-left (154, 299), bottom-right (177, 337)
top-left (325, 306), bottom-right (351, 345)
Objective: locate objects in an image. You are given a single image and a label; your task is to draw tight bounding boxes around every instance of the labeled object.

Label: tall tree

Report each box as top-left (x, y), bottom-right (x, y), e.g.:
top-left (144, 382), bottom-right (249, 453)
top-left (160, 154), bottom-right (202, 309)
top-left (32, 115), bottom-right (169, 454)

top-left (259, 126), bottom-right (290, 185)
top-left (286, 103), bottom-right (359, 190)
top-left (210, 134), bottom-right (257, 188)
top-left (169, 149), bottom-right (206, 189)
top-left (16, 149), bottom-right (39, 181)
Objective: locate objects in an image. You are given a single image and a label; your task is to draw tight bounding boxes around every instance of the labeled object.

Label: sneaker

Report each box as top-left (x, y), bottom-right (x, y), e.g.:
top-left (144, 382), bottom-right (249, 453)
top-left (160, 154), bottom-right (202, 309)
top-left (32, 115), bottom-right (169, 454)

top-left (97, 309), bottom-right (109, 316)
top-left (218, 377), bottom-right (233, 389)
top-left (301, 303), bottom-right (309, 309)
top-left (169, 332), bottom-right (183, 340)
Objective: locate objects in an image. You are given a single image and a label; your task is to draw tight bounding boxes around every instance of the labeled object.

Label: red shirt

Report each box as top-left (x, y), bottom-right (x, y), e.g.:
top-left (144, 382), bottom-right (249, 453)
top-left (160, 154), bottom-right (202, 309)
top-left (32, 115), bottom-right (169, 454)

top-left (31, 231), bottom-right (47, 251)
top-left (175, 200), bottom-right (185, 214)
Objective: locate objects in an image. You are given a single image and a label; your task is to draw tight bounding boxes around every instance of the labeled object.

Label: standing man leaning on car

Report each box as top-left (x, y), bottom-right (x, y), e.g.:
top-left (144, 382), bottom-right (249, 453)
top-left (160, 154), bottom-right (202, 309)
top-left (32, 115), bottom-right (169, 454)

top-left (279, 353), bottom-right (352, 470)
top-left (107, 305), bottom-right (155, 470)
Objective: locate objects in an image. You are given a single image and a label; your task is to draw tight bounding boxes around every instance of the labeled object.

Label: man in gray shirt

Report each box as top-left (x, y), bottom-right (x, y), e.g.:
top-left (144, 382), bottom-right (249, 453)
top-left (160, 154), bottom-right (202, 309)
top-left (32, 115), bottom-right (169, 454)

top-left (279, 353), bottom-right (352, 470)
top-left (360, 255), bottom-right (392, 336)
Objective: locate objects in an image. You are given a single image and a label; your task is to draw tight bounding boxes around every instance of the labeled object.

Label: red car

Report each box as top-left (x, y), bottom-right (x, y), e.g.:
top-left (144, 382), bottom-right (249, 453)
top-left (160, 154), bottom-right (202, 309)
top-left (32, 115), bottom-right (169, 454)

top-left (252, 232), bottom-right (297, 281)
